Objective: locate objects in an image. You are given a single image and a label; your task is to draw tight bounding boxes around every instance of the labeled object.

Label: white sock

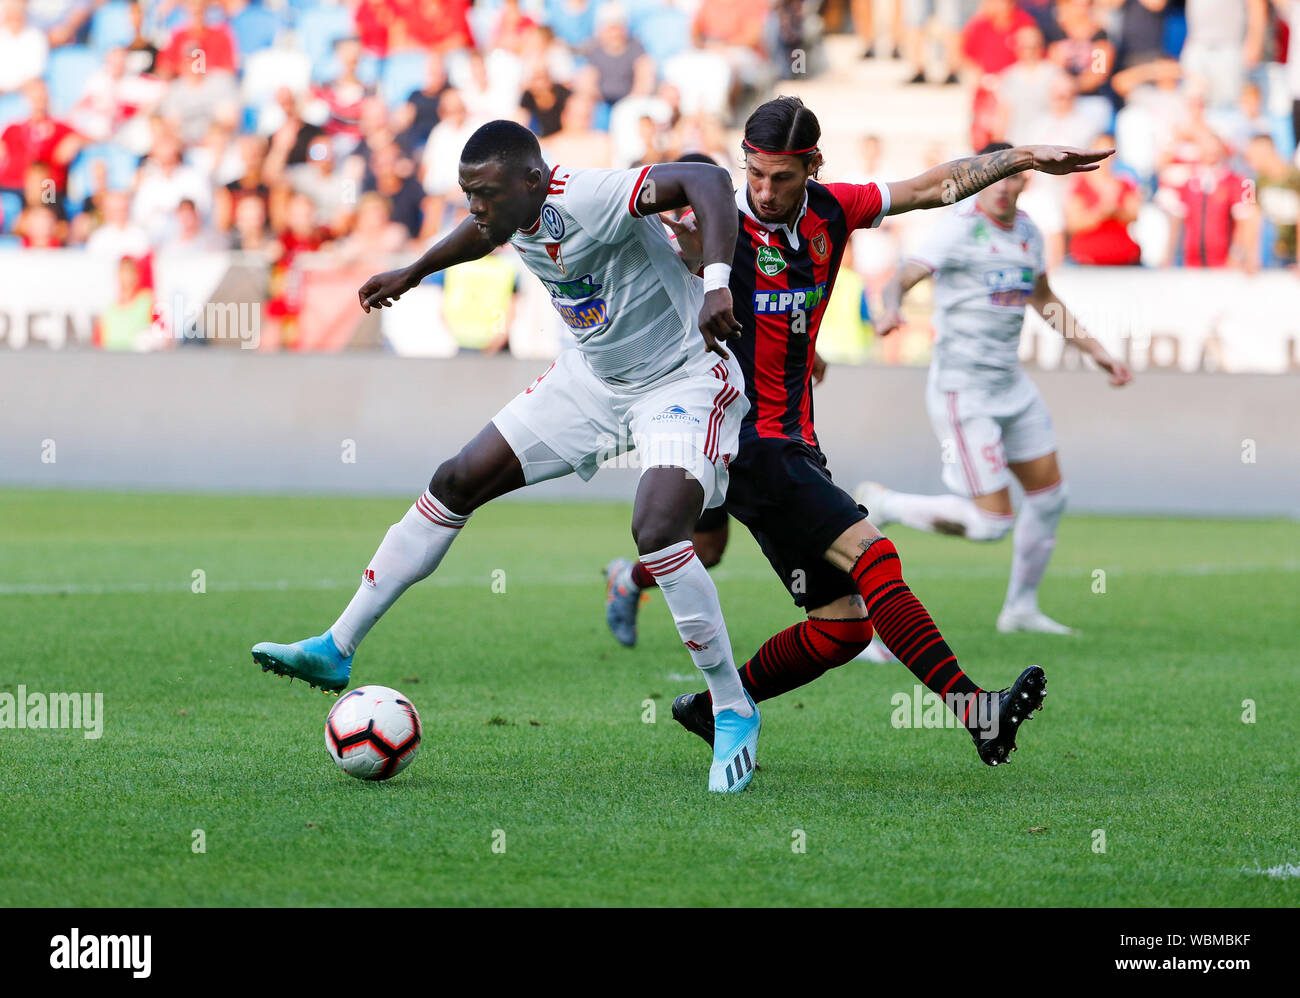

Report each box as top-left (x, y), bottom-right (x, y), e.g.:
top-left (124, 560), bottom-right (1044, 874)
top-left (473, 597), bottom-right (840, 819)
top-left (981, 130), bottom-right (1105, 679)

top-left (640, 541), bottom-right (751, 717)
top-left (1004, 480), bottom-right (1068, 613)
top-left (885, 490), bottom-right (1014, 541)
top-left (330, 490), bottom-right (470, 655)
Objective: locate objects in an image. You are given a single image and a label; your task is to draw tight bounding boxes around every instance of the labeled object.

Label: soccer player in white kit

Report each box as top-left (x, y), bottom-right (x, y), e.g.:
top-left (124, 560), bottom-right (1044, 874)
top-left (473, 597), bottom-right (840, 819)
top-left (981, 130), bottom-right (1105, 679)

top-left (858, 142), bottom-right (1133, 636)
top-left (251, 121), bottom-right (762, 792)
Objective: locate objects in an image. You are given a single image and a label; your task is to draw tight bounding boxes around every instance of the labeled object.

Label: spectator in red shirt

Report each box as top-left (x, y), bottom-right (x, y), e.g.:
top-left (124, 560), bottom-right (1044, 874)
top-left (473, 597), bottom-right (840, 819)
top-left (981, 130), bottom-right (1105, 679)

top-left (156, 0), bottom-right (238, 79)
top-left (963, 0), bottom-right (1035, 150)
top-left (1156, 130), bottom-right (1257, 269)
top-left (0, 80), bottom-right (81, 196)
top-left (1066, 134), bottom-right (1142, 265)
top-left (313, 37), bottom-right (378, 142)
top-left (961, 0), bottom-right (1035, 76)
top-left (357, 0), bottom-right (472, 56)
top-left (17, 202), bottom-right (63, 248)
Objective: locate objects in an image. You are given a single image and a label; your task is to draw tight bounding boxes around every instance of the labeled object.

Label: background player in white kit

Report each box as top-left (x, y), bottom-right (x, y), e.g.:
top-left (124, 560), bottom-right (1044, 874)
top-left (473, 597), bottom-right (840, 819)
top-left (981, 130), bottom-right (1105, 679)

top-left (858, 142), bottom-right (1133, 636)
top-left (251, 120), bottom-right (762, 793)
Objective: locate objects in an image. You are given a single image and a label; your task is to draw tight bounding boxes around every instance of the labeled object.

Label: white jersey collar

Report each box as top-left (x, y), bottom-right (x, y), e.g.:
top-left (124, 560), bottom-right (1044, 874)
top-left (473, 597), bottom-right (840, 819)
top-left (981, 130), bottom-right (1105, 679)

top-left (735, 184), bottom-right (808, 251)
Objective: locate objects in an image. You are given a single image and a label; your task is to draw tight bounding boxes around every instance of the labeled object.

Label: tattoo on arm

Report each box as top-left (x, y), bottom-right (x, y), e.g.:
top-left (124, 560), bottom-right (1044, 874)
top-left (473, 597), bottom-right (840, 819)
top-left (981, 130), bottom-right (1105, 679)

top-left (944, 149), bottom-right (1026, 204)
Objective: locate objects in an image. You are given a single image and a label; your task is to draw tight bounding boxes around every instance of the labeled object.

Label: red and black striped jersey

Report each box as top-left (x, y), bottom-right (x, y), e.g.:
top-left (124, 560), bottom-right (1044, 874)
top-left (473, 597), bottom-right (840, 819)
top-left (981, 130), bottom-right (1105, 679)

top-left (729, 179), bottom-right (889, 446)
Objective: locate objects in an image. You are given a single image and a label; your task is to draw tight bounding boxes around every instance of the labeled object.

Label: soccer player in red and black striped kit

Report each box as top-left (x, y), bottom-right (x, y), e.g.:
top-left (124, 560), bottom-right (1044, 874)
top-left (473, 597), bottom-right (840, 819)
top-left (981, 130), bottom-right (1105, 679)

top-left (605, 96), bottom-right (1114, 764)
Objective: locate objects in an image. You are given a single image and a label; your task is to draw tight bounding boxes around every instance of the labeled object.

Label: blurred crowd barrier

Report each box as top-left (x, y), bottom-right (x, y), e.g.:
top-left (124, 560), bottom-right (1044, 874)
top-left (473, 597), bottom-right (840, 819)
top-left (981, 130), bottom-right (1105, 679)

top-left (2, 247), bottom-right (1298, 373)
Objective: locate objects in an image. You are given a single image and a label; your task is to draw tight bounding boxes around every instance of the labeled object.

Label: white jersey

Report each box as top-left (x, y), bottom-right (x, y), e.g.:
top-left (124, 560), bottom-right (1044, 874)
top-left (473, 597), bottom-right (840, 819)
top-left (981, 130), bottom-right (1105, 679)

top-left (509, 164), bottom-right (703, 389)
top-left (906, 202), bottom-right (1045, 394)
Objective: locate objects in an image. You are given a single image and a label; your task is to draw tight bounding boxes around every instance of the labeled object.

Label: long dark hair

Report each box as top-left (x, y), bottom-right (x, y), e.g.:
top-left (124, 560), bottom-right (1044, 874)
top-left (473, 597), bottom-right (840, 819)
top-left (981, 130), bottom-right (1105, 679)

top-left (742, 96), bottom-right (821, 173)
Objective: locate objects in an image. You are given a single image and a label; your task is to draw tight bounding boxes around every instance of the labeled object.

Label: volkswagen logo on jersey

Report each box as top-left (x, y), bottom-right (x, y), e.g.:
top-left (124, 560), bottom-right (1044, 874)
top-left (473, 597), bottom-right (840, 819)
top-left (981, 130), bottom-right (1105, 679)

top-left (541, 204), bottom-right (565, 240)
top-left (757, 245), bottom-right (787, 276)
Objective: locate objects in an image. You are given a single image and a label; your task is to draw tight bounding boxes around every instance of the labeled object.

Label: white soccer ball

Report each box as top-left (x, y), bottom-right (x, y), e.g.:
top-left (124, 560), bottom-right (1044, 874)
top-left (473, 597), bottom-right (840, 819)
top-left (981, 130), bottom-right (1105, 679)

top-left (325, 685), bottom-right (422, 781)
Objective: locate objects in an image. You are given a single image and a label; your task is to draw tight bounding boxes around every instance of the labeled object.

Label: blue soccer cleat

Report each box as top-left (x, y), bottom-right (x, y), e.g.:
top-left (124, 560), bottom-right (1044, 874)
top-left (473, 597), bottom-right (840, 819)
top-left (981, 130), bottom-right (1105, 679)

top-left (603, 557), bottom-right (642, 648)
top-left (708, 692), bottom-right (761, 792)
top-left (251, 630), bottom-right (353, 695)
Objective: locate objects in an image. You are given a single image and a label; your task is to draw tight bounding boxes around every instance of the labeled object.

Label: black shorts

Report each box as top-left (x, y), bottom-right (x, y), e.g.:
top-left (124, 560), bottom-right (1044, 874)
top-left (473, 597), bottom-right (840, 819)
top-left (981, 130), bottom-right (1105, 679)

top-left (694, 504), bottom-right (730, 534)
top-left (723, 435), bottom-right (868, 609)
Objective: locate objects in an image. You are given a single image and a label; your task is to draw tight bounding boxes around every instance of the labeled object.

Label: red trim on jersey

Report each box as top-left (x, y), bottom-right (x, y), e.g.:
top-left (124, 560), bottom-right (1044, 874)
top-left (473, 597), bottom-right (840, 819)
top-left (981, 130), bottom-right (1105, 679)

top-left (627, 165), bottom-right (653, 217)
top-left (947, 392), bottom-right (981, 495)
top-left (750, 215), bottom-right (793, 439)
top-left (705, 384), bottom-right (741, 461)
top-left (791, 201), bottom-right (837, 445)
top-left (547, 164), bottom-right (566, 194)
top-left (823, 182), bottom-right (886, 230)
top-left (975, 202), bottom-right (1016, 231)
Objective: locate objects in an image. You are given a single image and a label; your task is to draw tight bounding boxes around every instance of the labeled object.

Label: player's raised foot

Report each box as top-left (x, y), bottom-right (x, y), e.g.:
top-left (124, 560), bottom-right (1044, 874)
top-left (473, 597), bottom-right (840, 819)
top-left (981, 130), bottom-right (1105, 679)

top-left (251, 630), bottom-right (352, 694)
top-left (996, 605), bottom-right (1079, 636)
top-left (672, 691), bottom-right (716, 747)
top-left (708, 693), bottom-right (761, 792)
top-left (855, 636), bottom-right (899, 663)
top-left (853, 480), bottom-right (896, 527)
top-left (603, 557), bottom-right (643, 647)
top-left (972, 665), bottom-right (1046, 766)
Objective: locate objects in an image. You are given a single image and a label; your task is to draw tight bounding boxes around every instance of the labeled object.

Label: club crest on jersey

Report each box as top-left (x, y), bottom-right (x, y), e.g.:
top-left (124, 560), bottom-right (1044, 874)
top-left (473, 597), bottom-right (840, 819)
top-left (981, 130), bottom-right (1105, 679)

top-left (809, 232), bottom-right (829, 264)
top-left (756, 245), bottom-right (787, 276)
top-left (545, 242), bottom-right (565, 274)
top-left (541, 204), bottom-right (565, 240)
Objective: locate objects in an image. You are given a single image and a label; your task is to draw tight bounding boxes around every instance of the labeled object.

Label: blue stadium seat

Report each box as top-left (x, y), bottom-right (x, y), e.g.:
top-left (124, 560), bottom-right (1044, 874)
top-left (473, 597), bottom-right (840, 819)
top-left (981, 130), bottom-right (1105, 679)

top-left (66, 143), bottom-right (139, 206)
top-left (298, 5), bottom-right (356, 73)
top-left (90, 1), bottom-right (136, 53)
top-left (0, 91), bottom-right (29, 129)
top-left (544, 0), bottom-right (596, 49)
top-left (287, 0), bottom-right (326, 22)
top-left (0, 233), bottom-right (21, 249)
top-left (312, 50), bottom-right (381, 86)
top-left (231, 4), bottom-right (281, 58)
top-left (622, 0), bottom-right (662, 23)
top-left (45, 46), bottom-right (102, 117)
top-left (0, 191), bottom-right (22, 234)
top-left (381, 50), bottom-right (430, 110)
top-left (632, 8), bottom-right (690, 64)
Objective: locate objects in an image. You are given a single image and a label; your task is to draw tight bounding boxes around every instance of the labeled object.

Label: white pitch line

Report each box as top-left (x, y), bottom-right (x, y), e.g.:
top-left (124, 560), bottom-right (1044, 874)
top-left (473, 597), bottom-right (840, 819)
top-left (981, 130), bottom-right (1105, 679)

top-left (0, 560), bottom-right (1296, 597)
top-left (1245, 861), bottom-right (1300, 879)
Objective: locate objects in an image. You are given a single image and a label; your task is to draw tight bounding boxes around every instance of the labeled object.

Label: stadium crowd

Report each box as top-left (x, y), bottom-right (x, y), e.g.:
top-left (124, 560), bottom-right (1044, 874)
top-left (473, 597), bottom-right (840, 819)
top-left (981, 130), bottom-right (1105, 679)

top-left (1, 0), bottom-right (1298, 353)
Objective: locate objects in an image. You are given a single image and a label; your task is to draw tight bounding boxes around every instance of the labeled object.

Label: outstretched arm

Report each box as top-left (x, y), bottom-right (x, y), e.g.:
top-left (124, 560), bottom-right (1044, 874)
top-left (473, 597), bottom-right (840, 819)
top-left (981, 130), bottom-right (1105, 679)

top-left (876, 260), bottom-right (932, 336)
top-left (1028, 273), bottom-right (1133, 386)
top-left (636, 162), bottom-right (742, 358)
top-left (358, 215), bottom-right (496, 312)
top-left (886, 145), bottom-right (1115, 215)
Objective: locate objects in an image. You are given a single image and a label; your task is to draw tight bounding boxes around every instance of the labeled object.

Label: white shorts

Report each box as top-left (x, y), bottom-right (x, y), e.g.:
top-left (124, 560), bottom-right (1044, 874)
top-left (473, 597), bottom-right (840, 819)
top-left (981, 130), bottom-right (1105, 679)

top-left (925, 371), bottom-right (1057, 498)
top-left (492, 346), bottom-right (748, 509)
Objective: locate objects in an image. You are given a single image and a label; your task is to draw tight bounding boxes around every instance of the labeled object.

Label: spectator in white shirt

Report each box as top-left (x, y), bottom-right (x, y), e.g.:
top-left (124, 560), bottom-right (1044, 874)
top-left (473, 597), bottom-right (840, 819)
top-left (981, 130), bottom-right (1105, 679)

top-left (85, 189), bottom-right (152, 258)
top-left (0, 0), bottom-right (50, 94)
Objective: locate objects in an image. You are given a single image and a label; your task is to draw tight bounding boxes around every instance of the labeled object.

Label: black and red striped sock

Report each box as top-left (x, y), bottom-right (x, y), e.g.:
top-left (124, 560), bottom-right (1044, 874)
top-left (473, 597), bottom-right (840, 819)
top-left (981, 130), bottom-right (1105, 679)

top-left (850, 537), bottom-right (985, 728)
top-left (700, 617), bottom-right (875, 705)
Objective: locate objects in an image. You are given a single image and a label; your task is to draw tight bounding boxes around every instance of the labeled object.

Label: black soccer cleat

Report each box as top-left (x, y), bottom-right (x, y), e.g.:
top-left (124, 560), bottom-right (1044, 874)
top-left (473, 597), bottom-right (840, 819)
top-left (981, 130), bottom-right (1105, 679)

top-left (672, 692), bottom-right (716, 748)
top-left (972, 665), bottom-right (1046, 766)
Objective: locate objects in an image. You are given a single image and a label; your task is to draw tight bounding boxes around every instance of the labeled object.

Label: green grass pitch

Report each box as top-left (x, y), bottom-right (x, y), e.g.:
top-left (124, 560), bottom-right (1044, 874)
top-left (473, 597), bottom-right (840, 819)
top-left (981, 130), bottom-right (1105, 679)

top-left (2, 489), bottom-right (1297, 907)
